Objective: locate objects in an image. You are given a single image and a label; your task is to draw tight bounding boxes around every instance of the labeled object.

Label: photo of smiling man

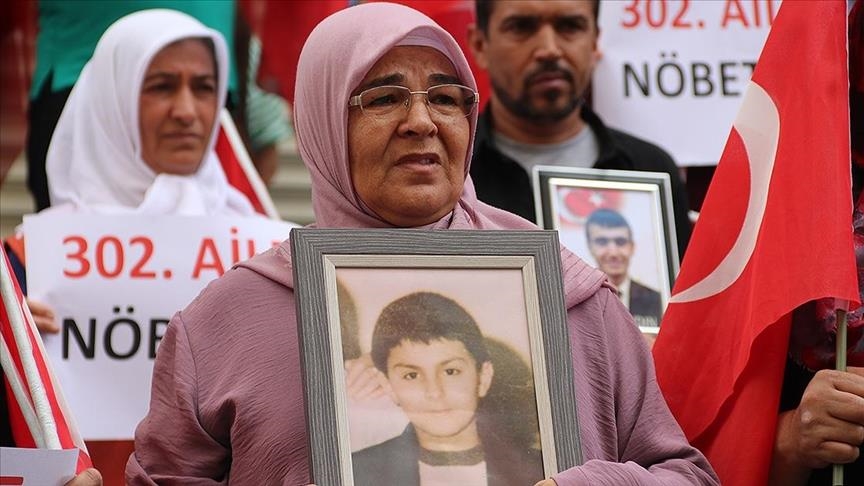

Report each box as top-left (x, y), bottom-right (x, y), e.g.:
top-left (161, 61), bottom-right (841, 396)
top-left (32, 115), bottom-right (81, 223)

top-left (585, 208), bottom-right (662, 329)
top-left (350, 291), bottom-right (543, 486)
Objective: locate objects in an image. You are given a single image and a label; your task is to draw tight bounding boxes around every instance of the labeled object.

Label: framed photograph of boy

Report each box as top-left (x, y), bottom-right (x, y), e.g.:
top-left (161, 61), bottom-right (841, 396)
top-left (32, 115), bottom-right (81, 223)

top-left (290, 228), bottom-right (581, 486)
top-left (532, 166), bottom-right (679, 333)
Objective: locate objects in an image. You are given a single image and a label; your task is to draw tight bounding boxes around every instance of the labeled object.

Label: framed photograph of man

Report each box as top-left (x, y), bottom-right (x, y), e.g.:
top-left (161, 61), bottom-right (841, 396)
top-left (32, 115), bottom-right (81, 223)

top-left (290, 228), bottom-right (581, 486)
top-left (532, 167), bottom-right (679, 333)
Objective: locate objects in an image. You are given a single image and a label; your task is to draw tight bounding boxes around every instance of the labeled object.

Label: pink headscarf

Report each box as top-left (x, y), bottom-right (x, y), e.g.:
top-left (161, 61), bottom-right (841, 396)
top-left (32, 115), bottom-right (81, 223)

top-left (291, 2), bottom-right (606, 305)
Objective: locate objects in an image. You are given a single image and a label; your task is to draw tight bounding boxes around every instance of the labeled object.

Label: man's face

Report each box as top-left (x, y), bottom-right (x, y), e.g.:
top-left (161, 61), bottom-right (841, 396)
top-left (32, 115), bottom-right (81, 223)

top-left (385, 338), bottom-right (493, 450)
top-left (469, 0), bottom-right (598, 123)
top-left (586, 224), bottom-right (634, 281)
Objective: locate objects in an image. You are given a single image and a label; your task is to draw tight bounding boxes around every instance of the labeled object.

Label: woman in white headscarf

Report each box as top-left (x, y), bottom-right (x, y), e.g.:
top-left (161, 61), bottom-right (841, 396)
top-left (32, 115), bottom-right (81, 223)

top-left (2, 9), bottom-right (259, 486)
top-left (5, 9), bottom-right (258, 329)
top-left (44, 9), bottom-right (254, 216)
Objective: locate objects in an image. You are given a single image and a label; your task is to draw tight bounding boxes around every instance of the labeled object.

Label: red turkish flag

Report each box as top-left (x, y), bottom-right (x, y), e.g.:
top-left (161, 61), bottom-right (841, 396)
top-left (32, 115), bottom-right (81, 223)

top-left (1, 245), bottom-right (92, 473)
top-left (652, 2), bottom-right (858, 485)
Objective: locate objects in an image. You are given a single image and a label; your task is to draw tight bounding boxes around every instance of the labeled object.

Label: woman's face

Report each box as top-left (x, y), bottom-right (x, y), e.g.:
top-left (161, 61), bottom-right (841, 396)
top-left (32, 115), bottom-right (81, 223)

top-left (139, 38), bottom-right (218, 175)
top-left (347, 46), bottom-right (471, 227)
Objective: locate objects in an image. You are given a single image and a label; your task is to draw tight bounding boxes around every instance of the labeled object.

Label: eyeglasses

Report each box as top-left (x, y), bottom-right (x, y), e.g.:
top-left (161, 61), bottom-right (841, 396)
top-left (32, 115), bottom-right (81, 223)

top-left (591, 237), bottom-right (631, 247)
top-left (348, 84), bottom-right (479, 118)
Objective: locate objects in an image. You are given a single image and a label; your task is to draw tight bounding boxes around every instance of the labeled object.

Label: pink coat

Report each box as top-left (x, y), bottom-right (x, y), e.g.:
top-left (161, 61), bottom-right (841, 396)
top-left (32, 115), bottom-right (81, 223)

top-left (127, 3), bottom-right (717, 485)
top-left (126, 241), bottom-right (716, 485)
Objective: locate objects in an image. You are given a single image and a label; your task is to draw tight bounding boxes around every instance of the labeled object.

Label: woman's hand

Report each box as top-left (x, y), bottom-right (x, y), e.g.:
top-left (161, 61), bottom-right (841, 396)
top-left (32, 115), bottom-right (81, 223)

top-left (533, 480), bottom-right (557, 486)
top-left (27, 298), bottom-right (59, 333)
top-left (641, 332), bottom-right (657, 349)
top-left (770, 367), bottom-right (864, 485)
top-left (64, 468), bottom-right (102, 486)
top-left (345, 354), bottom-right (387, 402)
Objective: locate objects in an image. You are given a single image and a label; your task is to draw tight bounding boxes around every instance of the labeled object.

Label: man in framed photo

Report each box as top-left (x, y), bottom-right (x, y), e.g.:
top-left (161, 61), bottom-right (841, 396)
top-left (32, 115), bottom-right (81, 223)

top-left (467, 0), bottom-right (692, 258)
top-left (585, 208), bottom-right (662, 329)
top-left (351, 292), bottom-right (543, 486)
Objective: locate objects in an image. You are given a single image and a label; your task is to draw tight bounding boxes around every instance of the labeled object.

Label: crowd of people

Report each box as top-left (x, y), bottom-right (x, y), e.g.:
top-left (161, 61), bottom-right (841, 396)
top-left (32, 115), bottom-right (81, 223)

top-left (1, 1), bottom-right (861, 486)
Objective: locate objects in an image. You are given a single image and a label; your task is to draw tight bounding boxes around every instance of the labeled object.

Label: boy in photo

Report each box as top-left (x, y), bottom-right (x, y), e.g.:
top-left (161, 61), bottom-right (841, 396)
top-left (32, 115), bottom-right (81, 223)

top-left (351, 292), bottom-right (543, 486)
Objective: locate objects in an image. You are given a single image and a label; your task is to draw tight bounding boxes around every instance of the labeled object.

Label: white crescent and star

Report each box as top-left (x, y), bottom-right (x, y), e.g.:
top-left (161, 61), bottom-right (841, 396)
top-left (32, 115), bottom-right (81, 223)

top-left (670, 81), bottom-right (780, 304)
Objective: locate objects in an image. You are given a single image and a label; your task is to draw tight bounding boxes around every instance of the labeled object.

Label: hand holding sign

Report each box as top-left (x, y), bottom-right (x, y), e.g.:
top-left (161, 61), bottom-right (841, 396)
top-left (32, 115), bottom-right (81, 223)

top-left (27, 297), bottom-right (59, 333)
top-left (64, 468), bottom-right (103, 486)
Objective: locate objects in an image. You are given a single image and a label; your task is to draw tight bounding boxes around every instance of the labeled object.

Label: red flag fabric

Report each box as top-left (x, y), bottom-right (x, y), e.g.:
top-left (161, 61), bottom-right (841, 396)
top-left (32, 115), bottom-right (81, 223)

top-left (0, 245), bottom-right (91, 473)
top-left (247, 0), bottom-right (347, 103)
top-left (215, 109), bottom-right (280, 220)
top-left (652, 2), bottom-right (858, 485)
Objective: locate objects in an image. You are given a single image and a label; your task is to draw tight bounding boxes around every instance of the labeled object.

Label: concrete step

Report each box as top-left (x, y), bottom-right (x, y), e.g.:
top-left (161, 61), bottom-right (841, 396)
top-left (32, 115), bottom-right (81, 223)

top-left (258, 149), bottom-right (314, 225)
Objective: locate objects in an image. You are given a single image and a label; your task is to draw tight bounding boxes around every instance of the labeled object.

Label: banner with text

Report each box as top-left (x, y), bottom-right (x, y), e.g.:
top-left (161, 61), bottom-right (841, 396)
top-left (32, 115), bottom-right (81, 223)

top-left (592, 0), bottom-right (779, 166)
top-left (24, 213), bottom-right (296, 439)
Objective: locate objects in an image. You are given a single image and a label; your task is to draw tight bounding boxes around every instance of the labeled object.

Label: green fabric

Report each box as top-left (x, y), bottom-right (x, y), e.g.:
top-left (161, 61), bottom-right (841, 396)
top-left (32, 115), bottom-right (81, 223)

top-left (245, 35), bottom-right (291, 152)
top-left (32, 0), bottom-right (237, 99)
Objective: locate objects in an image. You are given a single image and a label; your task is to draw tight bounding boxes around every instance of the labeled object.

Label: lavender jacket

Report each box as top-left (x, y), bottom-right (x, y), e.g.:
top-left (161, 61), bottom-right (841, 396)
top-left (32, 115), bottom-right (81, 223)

top-left (126, 241), bottom-right (718, 485)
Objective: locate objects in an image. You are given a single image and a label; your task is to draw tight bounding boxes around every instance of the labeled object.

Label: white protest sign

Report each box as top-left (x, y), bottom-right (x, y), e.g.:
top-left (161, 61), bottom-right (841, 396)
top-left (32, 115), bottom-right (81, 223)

top-left (0, 447), bottom-right (79, 486)
top-left (24, 213), bottom-right (296, 440)
top-left (592, 0), bottom-right (779, 166)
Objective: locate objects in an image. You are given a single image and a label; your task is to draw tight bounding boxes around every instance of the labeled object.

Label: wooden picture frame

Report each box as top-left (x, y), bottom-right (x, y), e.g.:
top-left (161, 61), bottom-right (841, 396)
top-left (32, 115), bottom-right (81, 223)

top-left (533, 166), bottom-right (678, 332)
top-left (290, 228), bottom-right (581, 486)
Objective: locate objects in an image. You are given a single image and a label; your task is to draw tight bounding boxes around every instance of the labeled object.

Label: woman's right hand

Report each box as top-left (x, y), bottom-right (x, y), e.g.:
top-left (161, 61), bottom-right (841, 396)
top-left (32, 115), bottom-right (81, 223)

top-left (27, 298), bottom-right (59, 334)
top-left (771, 367), bottom-right (864, 485)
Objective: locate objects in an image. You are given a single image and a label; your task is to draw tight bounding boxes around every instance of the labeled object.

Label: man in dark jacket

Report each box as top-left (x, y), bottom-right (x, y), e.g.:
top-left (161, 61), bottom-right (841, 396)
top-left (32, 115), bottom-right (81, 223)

top-left (585, 208), bottom-right (662, 329)
top-left (468, 0), bottom-right (691, 257)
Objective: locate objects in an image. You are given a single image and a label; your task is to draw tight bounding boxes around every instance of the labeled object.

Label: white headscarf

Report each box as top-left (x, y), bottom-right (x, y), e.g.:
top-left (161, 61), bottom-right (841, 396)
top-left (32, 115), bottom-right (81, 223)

top-left (45, 9), bottom-right (255, 216)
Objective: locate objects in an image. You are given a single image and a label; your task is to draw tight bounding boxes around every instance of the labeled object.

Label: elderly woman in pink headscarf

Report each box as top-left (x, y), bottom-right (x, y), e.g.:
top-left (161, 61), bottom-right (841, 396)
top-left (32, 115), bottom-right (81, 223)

top-left (127, 3), bottom-right (717, 485)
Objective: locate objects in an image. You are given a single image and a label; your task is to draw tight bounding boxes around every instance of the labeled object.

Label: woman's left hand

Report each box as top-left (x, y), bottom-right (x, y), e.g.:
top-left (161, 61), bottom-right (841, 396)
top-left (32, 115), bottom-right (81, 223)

top-left (27, 298), bottom-right (59, 334)
top-left (534, 480), bottom-right (557, 486)
top-left (64, 468), bottom-right (102, 486)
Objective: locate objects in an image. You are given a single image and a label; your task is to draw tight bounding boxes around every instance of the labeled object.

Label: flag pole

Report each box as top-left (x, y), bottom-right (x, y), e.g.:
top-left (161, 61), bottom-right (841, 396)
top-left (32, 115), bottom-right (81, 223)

top-left (218, 109), bottom-right (281, 220)
top-left (832, 308), bottom-right (848, 486)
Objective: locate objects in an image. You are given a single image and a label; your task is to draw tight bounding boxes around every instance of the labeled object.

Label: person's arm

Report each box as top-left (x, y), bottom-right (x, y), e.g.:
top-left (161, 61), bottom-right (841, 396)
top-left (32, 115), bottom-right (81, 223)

top-left (552, 292), bottom-right (718, 485)
top-left (768, 367), bottom-right (864, 486)
top-left (125, 312), bottom-right (230, 484)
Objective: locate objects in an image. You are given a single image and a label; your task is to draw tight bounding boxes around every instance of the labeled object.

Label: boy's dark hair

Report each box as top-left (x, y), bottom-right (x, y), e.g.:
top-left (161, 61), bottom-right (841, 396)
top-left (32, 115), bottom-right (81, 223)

top-left (585, 208), bottom-right (631, 240)
top-left (371, 292), bottom-right (489, 374)
top-left (474, 0), bottom-right (600, 34)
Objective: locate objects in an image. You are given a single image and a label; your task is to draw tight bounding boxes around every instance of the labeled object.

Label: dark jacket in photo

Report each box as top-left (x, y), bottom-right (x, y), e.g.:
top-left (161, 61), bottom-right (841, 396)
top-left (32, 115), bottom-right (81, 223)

top-left (629, 279), bottom-right (663, 328)
top-left (351, 424), bottom-right (544, 486)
